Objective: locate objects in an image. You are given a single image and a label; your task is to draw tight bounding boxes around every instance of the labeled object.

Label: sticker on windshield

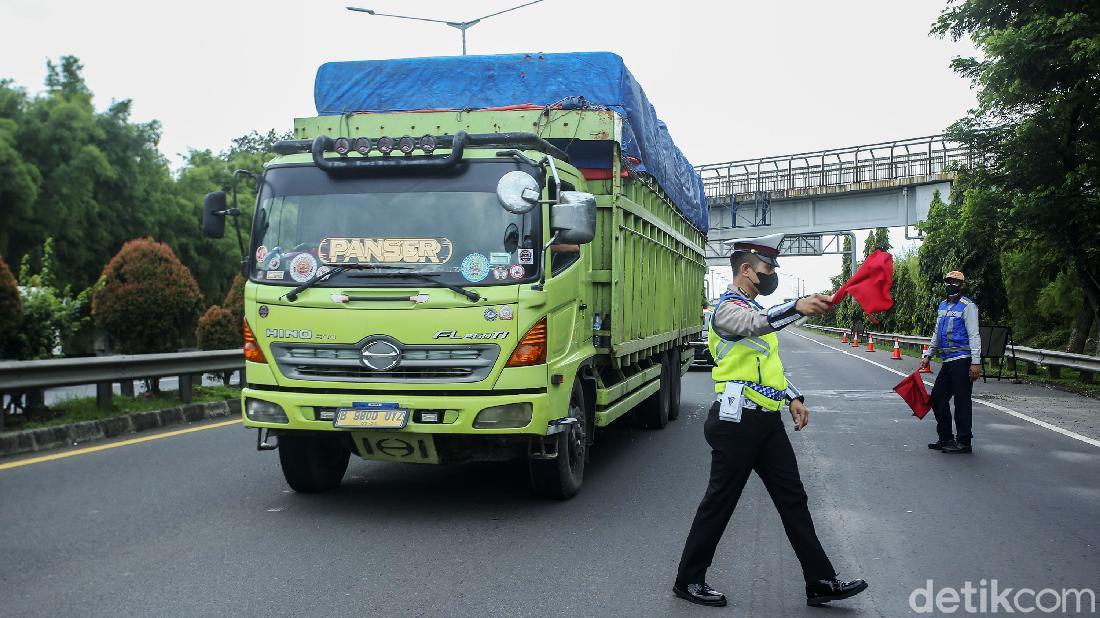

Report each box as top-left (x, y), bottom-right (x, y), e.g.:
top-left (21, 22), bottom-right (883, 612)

top-left (489, 252), bottom-right (510, 265)
top-left (317, 237), bottom-right (453, 265)
top-left (316, 265), bottom-right (332, 278)
top-left (509, 264), bottom-right (525, 280)
top-left (255, 245), bottom-right (268, 264)
top-left (266, 270), bottom-right (284, 280)
top-left (518, 248), bottom-right (534, 265)
top-left (492, 266), bottom-right (508, 281)
top-left (289, 253), bottom-right (317, 283)
top-left (267, 255), bottom-right (281, 270)
top-left (460, 253), bottom-right (490, 283)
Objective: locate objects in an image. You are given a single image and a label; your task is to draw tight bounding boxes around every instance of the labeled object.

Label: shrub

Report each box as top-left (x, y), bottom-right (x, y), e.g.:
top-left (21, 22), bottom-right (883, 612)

top-left (92, 237), bottom-right (204, 353)
top-left (223, 273), bottom-right (245, 325)
top-left (196, 305), bottom-right (240, 350)
top-left (0, 256), bottom-right (21, 357)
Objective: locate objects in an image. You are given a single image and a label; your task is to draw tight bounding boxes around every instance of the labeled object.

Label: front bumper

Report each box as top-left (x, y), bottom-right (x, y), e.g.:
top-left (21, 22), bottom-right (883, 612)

top-left (241, 387), bottom-right (552, 435)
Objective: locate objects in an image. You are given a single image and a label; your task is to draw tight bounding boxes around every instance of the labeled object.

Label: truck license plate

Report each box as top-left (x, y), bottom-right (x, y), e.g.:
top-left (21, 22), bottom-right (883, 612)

top-left (333, 407), bottom-right (408, 429)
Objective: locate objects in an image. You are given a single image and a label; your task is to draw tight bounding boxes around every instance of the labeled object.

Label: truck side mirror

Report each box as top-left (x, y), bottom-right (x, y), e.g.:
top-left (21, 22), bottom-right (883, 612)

top-left (551, 191), bottom-right (597, 244)
top-left (496, 171), bottom-right (540, 214)
top-left (202, 191), bottom-right (228, 238)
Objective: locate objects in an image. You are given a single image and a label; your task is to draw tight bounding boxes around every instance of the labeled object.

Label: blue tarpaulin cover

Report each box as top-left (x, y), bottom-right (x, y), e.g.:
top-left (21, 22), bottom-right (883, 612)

top-left (314, 52), bottom-right (708, 232)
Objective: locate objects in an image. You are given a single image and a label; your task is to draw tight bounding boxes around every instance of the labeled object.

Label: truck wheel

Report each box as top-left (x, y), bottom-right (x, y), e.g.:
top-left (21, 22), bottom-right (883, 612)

top-left (529, 381), bottom-right (586, 499)
top-left (668, 351), bottom-right (683, 421)
top-left (640, 354), bottom-right (671, 429)
top-left (278, 433), bottom-right (350, 493)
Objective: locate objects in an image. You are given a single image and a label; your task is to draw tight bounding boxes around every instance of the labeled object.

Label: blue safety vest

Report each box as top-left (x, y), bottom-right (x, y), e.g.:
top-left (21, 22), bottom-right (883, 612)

top-left (936, 296), bottom-right (974, 361)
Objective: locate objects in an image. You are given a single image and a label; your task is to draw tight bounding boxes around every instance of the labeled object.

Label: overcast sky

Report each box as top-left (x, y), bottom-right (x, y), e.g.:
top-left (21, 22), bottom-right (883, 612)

top-left (2, 0), bottom-right (979, 300)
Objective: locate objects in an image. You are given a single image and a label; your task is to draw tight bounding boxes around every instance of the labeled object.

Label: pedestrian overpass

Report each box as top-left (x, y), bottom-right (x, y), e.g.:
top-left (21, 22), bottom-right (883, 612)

top-left (695, 135), bottom-right (972, 263)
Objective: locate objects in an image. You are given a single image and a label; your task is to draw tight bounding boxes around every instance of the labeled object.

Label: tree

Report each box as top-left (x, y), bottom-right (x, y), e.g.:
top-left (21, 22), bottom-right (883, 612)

top-left (12, 238), bottom-right (90, 359)
top-left (933, 0), bottom-right (1100, 353)
top-left (917, 186), bottom-right (1008, 335)
top-left (91, 238), bottom-right (204, 354)
top-left (0, 255), bottom-right (21, 358)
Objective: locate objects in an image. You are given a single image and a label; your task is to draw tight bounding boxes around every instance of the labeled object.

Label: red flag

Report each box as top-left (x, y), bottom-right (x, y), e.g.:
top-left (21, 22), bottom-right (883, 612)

top-left (893, 371), bottom-right (932, 419)
top-left (831, 250), bottom-right (894, 323)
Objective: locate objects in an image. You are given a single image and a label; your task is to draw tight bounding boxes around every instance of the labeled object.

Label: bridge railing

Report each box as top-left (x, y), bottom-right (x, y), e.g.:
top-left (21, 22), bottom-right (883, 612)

top-left (696, 135), bottom-right (973, 204)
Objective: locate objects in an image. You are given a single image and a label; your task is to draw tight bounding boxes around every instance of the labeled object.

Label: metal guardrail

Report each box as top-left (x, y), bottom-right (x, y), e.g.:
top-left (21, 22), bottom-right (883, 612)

top-left (695, 135), bottom-right (974, 205)
top-left (800, 324), bottom-right (1100, 381)
top-left (0, 350), bottom-right (244, 428)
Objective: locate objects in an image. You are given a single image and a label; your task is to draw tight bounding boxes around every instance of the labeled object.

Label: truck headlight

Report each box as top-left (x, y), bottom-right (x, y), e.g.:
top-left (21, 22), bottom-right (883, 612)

top-left (246, 398), bottom-right (288, 424)
top-left (473, 403), bottom-right (532, 429)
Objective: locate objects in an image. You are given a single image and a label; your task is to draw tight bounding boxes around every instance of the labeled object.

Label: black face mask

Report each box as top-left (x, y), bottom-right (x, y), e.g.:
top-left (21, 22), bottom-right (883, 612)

top-left (945, 283), bottom-right (962, 297)
top-left (754, 270), bottom-right (780, 296)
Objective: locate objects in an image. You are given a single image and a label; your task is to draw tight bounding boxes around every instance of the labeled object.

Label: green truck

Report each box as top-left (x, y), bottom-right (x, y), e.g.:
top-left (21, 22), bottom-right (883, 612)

top-left (201, 53), bottom-right (708, 498)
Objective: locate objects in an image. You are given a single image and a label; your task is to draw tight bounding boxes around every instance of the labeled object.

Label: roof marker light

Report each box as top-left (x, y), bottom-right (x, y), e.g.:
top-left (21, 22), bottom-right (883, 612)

top-left (333, 137), bottom-right (351, 155)
top-left (354, 137), bottom-right (372, 155)
top-left (376, 136), bottom-right (395, 155)
top-left (398, 136), bottom-right (416, 155)
top-left (420, 135), bottom-right (437, 154)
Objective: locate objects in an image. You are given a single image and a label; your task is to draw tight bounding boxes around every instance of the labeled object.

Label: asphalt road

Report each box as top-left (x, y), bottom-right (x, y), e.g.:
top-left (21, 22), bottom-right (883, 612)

top-left (2, 328), bottom-right (1098, 616)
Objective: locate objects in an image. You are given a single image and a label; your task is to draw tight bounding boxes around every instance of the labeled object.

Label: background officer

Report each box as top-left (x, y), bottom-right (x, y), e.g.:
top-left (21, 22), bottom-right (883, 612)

top-left (673, 233), bottom-right (867, 608)
top-left (920, 270), bottom-right (982, 454)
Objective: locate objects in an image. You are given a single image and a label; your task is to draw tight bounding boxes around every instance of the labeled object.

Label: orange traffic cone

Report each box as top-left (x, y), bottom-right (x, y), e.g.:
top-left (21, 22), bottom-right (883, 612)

top-left (841, 332), bottom-right (849, 344)
top-left (891, 338), bottom-right (902, 360)
top-left (919, 345), bottom-right (933, 372)
top-left (866, 336), bottom-right (876, 352)
top-left (852, 334), bottom-right (859, 347)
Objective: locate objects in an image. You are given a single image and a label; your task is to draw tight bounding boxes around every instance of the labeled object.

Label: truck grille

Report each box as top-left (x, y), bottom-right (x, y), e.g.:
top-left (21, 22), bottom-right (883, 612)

top-left (270, 338), bottom-right (500, 383)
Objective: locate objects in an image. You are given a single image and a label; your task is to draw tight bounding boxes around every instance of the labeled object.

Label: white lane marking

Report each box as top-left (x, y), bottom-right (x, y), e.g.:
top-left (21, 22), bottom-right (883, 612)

top-left (788, 330), bottom-right (1100, 449)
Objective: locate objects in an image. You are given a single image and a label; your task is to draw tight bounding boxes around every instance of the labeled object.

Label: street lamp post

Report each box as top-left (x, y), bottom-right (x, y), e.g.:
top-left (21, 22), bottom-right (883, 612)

top-left (346, 0), bottom-right (546, 55)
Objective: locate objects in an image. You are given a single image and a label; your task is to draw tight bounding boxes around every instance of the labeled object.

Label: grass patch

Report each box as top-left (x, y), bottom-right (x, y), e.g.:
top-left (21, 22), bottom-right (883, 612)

top-left (798, 326), bottom-right (1099, 398)
top-left (5, 385), bottom-right (241, 432)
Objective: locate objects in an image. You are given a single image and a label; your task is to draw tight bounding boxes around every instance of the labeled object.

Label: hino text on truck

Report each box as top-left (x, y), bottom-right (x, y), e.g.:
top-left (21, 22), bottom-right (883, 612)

top-left (201, 52), bottom-right (709, 498)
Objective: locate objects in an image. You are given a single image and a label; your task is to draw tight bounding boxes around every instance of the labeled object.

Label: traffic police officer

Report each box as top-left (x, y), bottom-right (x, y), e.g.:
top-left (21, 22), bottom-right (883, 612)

top-left (920, 270), bottom-right (981, 454)
top-left (673, 233), bottom-right (868, 608)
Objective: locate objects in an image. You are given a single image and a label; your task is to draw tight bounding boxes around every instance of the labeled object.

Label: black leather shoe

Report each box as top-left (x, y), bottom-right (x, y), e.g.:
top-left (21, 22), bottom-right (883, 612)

top-left (673, 582), bottom-right (728, 607)
top-left (941, 440), bottom-right (972, 454)
top-left (928, 439), bottom-right (952, 450)
top-left (806, 578), bottom-right (868, 606)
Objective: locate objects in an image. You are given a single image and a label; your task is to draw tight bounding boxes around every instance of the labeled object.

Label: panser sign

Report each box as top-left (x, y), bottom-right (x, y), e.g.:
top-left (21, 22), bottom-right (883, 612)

top-left (318, 237), bottom-right (453, 265)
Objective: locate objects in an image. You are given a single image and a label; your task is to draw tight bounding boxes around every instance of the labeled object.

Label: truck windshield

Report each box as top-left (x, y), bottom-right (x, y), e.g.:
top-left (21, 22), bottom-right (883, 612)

top-left (250, 161), bottom-right (542, 288)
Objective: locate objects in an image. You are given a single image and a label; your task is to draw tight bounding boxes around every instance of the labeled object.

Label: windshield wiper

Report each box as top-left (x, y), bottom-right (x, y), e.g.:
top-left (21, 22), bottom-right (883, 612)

top-left (348, 265), bottom-right (481, 302)
top-left (283, 264), bottom-right (362, 302)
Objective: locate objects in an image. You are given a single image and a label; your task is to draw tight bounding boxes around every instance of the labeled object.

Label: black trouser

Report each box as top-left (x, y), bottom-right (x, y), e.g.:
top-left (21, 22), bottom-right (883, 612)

top-left (676, 402), bottom-right (836, 585)
top-left (931, 359), bottom-right (973, 445)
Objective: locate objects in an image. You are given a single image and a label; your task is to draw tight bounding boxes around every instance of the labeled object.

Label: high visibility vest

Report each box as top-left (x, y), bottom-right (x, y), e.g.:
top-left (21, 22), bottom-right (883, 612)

top-left (708, 292), bottom-right (788, 411)
top-left (936, 297), bottom-right (974, 361)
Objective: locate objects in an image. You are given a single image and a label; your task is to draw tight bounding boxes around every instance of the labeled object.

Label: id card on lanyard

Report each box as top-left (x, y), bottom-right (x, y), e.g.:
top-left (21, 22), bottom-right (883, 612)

top-left (718, 382), bottom-right (745, 423)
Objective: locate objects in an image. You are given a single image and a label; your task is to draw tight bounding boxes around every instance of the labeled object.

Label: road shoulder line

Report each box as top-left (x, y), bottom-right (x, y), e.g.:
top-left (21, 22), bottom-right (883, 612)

top-left (789, 329), bottom-right (1100, 449)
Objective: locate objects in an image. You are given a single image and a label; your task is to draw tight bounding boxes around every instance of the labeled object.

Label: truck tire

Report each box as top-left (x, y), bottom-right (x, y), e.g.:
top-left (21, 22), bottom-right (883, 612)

top-left (640, 354), bottom-right (671, 429)
top-left (668, 351), bottom-right (683, 421)
top-left (278, 433), bottom-right (350, 493)
top-left (529, 381), bottom-right (586, 499)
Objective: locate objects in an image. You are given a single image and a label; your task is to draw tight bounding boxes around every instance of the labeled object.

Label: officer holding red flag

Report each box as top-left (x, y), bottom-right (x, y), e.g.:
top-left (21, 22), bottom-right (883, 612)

top-left (673, 233), bottom-right (867, 608)
top-left (920, 270), bottom-right (982, 454)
